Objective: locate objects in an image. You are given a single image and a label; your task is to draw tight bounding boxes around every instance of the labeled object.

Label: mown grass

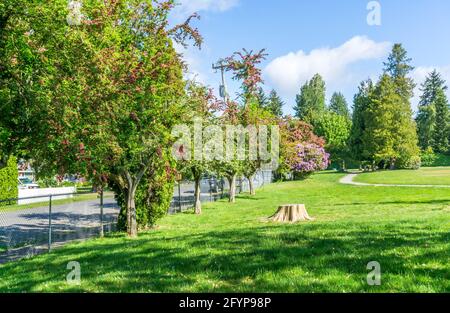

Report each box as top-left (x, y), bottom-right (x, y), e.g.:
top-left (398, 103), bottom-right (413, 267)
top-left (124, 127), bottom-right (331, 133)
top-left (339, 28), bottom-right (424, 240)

top-left (0, 172), bottom-right (449, 293)
top-left (354, 167), bottom-right (450, 186)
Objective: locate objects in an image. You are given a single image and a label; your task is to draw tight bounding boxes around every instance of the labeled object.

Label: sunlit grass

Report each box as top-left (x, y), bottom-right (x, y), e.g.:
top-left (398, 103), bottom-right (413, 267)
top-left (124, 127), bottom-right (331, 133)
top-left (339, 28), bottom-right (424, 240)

top-left (0, 172), bottom-right (449, 292)
top-left (354, 167), bottom-right (450, 186)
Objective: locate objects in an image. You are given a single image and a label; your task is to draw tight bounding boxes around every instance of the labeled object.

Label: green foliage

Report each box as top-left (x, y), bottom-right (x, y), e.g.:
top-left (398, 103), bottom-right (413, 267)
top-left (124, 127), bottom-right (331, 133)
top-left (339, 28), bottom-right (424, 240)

top-left (429, 153), bottom-right (450, 167)
top-left (383, 43), bottom-right (415, 100)
top-left (265, 89), bottom-right (284, 117)
top-left (420, 147), bottom-right (437, 167)
top-left (354, 45), bottom-right (420, 169)
top-left (420, 148), bottom-right (450, 167)
top-left (294, 74), bottom-right (326, 124)
top-left (416, 104), bottom-right (436, 150)
top-left (0, 0), bottom-right (72, 166)
top-left (256, 87), bottom-right (268, 108)
top-left (362, 74), bottom-right (420, 169)
top-left (349, 80), bottom-right (374, 162)
top-left (329, 92), bottom-right (350, 119)
top-left (416, 70), bottom-right (449, 152)
top-left (383, 43), bottom-right (414, 79)
top-left (0, 1), bottom-right (201, 234)
top-left (314, 111), bottom-right (351, 167)
top-left (432, 89), bottom-right (450, 153)
top-left (115, 152), bottom-right (176, 230)
top-left (0, 156), bottom-right (18, 201)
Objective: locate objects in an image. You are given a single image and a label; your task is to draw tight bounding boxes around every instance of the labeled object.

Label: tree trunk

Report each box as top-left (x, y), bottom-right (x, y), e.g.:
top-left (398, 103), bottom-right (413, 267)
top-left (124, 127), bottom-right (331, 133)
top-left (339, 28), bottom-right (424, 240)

top-left (126, 188), bottom-right (138, 238)
top-left (124, 168), bottom-right (146, 238)
top-left (269, 204), bottom-right (314, 223)
top-left (389, 158), bottom-right (396, 170)
top-left (246, 174), bottom-right (256, 196)
top-left (194, 175), bottom-right (202, 215)
top-left (227, 174), bottom-right (237, 203)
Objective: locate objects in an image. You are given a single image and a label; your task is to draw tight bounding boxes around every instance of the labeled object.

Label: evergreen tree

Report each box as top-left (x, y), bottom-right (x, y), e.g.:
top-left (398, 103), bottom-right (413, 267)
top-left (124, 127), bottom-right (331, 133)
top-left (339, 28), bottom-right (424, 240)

top-left (419, 70), bottom-right (447, 107)
top-left (294, 73), bottom-right (326, 124)
top-left (416, 104), bottom-right (436, 150)
top-left (256, 87), bottom-right (268, 108)
top-left (432, 88), bottom-right (450, 153)
top-left (349, 79), bottom-right (374, 162)
top-left (416, 70), bottom-right (448, 151)
top-left (363, 75), bottom-right (398, 166)
top-left (383, 43), bottom-right (415, 100)
top-left (329, 92), bottom-right (350, 119)
top-left (364, 74), bottom-right (420, 169)
top-left (266, 89), bottom-right (284, 117)
top-left (378, 44), bottom-right (420, 168)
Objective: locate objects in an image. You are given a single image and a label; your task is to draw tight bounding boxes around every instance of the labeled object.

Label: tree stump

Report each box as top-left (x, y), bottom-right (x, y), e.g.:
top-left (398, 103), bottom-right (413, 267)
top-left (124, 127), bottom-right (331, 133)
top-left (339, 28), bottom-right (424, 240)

top-left (269, 204), bottom-right (314, 223)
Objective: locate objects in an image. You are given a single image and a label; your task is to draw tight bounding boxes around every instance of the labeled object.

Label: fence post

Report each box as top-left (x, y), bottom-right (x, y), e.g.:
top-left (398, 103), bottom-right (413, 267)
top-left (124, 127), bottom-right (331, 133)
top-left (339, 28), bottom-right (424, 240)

top-left (100, 189), bottom-right (104, 238)
top-left (178, 181), bottom-right (182, 213)
top-left (209, 179), bottom-right (213, 202)
top-left (48, 195), bottom-right (52, 252)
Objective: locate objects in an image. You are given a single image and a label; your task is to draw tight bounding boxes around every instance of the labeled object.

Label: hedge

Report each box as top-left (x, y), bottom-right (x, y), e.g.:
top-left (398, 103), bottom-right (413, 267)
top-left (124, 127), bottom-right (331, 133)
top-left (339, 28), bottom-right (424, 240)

top-left (0, 156), bottom-right (18, 201)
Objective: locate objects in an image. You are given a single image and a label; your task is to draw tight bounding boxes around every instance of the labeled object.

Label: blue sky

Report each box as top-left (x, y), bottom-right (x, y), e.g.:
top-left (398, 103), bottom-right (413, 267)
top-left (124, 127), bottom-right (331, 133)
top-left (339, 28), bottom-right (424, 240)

top-left (172, 0), bottom-right (450, 115)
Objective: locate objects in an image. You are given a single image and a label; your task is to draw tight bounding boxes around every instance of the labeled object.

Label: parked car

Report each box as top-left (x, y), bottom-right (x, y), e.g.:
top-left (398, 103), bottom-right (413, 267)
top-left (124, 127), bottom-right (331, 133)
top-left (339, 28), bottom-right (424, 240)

top-left (18, 177), bottom-right (40, 189)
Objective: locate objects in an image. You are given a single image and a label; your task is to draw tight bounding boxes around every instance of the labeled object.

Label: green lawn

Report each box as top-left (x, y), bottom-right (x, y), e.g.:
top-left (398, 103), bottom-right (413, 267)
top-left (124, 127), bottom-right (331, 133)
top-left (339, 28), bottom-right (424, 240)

top-left (354, 167), bottom-right (450, 186)
top-left (0, 172), bottom-right (449, 292)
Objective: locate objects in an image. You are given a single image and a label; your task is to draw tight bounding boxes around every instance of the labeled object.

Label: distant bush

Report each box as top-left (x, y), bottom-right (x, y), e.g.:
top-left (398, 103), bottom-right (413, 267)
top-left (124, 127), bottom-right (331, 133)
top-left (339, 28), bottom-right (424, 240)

top-left (421, 148), bottom-right (450, 167)
top-left (0, 156), bottom-right (18, 201)
top-left (421, 147), bottom-right (437, 167)
top-left (400, 155), bottom-right (422, 170)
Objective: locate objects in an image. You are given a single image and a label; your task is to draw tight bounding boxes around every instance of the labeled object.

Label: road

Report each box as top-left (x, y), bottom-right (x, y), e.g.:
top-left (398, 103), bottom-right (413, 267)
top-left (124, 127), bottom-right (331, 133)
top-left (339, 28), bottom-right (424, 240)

top-left (0, 197), bottom-right (119, 263)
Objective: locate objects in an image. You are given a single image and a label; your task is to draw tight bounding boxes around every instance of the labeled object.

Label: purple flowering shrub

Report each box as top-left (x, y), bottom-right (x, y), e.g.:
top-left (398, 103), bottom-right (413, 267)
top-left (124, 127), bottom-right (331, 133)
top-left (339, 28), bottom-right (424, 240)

top-left (288, 143), bottom-right (330, 179)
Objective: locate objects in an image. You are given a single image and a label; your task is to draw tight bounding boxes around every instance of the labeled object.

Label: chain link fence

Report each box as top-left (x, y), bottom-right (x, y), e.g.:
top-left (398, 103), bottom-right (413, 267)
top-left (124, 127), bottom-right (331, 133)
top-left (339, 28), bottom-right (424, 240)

top-left (0, 170), bottom-right (272, 263)
top-left (0, 191), bottom-right (118, 264)
top-left (169, 170), bottom-right (273, 214)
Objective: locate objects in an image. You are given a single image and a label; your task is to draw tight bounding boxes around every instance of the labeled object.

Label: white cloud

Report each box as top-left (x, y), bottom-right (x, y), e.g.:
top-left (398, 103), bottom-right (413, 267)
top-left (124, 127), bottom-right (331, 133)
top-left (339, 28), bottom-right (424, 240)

top-left (411, 65), bottom-right (450, 112)
top-left (174, 42), bottom-right (210, 85)
top-left (174, 0), bottom-right (239, 18)
top-left (264, 36), bottom-right (391, 97)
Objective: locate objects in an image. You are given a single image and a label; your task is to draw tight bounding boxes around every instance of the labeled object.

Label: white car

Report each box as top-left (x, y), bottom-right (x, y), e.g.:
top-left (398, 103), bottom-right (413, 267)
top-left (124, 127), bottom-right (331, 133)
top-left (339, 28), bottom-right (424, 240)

top-left (18, 177), bottom-right (40, 189)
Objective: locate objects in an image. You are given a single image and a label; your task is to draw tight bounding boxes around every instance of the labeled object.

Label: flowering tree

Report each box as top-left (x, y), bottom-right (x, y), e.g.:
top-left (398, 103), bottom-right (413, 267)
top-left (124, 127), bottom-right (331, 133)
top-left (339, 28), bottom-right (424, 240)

top-left (276, 118), bottom-right (328, 180)
top-left (225, 48), bottom-right (268, 103)
top-left (288, 143), bottom-right (330, 179)
top-left (1, 0), bottom-right (203, 236)
top-left (174, 81), bottom-right (223, 214)
top-left (220, 49), bottom-right (274, 197)
top-left (214, 99), bottom-right (243, 203)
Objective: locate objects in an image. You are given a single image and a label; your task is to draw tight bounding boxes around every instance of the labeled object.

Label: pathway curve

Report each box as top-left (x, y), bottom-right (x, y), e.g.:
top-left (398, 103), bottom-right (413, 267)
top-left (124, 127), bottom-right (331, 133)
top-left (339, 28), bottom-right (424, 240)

top-left (340, 173), bottom-right (450, 188)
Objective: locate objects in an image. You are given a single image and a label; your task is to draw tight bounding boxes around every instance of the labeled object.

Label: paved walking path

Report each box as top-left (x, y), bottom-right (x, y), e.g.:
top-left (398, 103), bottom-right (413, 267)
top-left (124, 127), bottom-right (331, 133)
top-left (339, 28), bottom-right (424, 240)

top-left (340, 173), bottom-right (450, 188)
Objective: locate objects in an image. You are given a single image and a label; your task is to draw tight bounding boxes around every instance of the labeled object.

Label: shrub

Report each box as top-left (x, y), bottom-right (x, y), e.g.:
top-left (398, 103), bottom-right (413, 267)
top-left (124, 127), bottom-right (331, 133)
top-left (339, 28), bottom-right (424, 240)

top-left (288, 144), bottom-right (330, 179)
top-left (0, 156), bottom-right (18, 201)
top-left (401, 155), bottom-right (422, 170)
top-left (421, 147), bottom-right (437, 167)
